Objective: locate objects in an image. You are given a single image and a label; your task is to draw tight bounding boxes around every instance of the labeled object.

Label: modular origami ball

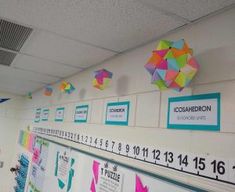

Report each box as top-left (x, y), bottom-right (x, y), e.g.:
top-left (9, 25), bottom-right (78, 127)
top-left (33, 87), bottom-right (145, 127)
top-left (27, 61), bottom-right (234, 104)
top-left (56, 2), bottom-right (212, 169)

top-left (144, 39), bottom-right (200, 92)
top-left (44, 85), bottom-right (53, 96)
top-left (92, 69), bottom-right (113, 90)
top-left (59, 81), bottom-right (75, 94)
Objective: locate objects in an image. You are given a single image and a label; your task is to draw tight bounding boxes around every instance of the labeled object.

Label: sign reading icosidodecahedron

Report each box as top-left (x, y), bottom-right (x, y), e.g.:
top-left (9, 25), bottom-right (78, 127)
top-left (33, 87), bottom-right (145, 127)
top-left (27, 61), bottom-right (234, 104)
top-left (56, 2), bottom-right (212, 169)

top-left (144, 39), bottom-right (200, 92)
top-left (92, 69), bottom-right (113, 90)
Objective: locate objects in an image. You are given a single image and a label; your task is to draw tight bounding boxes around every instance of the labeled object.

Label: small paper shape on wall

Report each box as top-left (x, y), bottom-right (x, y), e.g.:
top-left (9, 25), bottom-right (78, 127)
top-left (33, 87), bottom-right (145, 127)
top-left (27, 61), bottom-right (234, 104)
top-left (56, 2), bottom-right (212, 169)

top-left (44, 85), bottom-right (53, 96)
top-left (27, 92), bottom-right (32, 99)
top-left (92, 69), bottom-right (113, 90)
top-left (135, 175), bottom-right (149, 192)
top-left (0, 98), bottom-right (10, 103)
top-left (144, 39), bottom-right (200, 91)
top-left (59, 81), bottom-right (75, 94)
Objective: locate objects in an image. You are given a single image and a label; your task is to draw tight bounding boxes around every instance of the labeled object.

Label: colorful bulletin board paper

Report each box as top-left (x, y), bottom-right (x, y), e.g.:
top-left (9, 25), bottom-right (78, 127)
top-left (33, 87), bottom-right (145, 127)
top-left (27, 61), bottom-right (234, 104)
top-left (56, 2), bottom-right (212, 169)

top-left (93, 69), bottom-right (113, 90)
top-left (44, 85), bottom-right (53, 96)
top-left (34, 108), bottom-right (41, 123)
top-left (144, 39), bottom-right (199, 92)
top-left (41, 109), bottom-right (49, 121)
top-left (55, 107), bottom-right (65, 122)
top-left (60, 81), bottom-right (75, 94)
top-left (167, 93), bottom-right (220, 131)
top-left (74, 105), bottom-right (89, 123)
top-left (136, 175), bottom-right (149, 192)
top-left (105, 101), bottom-right (130, 126)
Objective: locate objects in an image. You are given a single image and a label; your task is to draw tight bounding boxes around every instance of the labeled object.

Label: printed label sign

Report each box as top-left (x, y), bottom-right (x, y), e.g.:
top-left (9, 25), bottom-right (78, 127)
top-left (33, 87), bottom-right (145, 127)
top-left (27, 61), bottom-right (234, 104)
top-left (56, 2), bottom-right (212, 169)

top-left (41, 109), bottom-right (49, 121)
top-left (74, 105), bottom-right (89, 123)
top-left (55, 107), bottom-right (65, 122)
top-left (93, 162), bottom-right (123, 192)
top-left (167, 93), bottom-right (220, 131)
top-left (34, 108), bottom-right (41, 123)
top-left (105, 101), bottom-right (129, 126)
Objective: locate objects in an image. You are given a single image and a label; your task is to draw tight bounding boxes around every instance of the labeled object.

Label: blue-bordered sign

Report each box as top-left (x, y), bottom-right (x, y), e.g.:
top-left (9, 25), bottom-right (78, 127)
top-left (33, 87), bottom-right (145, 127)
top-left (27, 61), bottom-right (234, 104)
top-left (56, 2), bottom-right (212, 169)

top-left (41, 109), bottom-right (49, 121)
top-left (74, 105), bottom-right (89, 123)
top-left (55, 107), bottom-right (65, 122)
top-left (34, 108), bottom-right (41, 123)
top-left (167, 93), bottom-right (220, 131)
top-left (105, 101), bottom-right (130, 126)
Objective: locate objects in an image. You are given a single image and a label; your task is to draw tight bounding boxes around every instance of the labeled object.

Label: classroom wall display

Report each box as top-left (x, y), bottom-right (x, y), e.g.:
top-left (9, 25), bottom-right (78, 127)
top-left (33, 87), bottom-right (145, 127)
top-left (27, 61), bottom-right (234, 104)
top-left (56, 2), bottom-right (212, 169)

top-left (55, 107), bottom-right (65, 122)
top-left (44, 85), bottom-right (53, 96)
top-left (105, 101), bottom-right (130, 126)
top-left (41, 109), bottom-right (49, 121)
top-left (92, 69), bottom-right (113, 90)
top-left (0, 98), bottom-right (10, 103)
top-left (18, 130), bottom-right (36, 153)
top-left (14, 154), bottom-right (29, 192)
top-left (33, 127), bottom-right (235, 187)
top-left (167, 93), bottom-right (220, 131)
top-left (27, 138), bottom-right (49, 192)
top-left (25, 135), bottom-right (205, 191)
top-left (144, 39), bottom-right (200, 92)
top-left (74, 105), bottom-right (89, 123)
top-left (59, 81), bottom-right (75, 94)
top-left (34, 108), bottom-right (41, 123)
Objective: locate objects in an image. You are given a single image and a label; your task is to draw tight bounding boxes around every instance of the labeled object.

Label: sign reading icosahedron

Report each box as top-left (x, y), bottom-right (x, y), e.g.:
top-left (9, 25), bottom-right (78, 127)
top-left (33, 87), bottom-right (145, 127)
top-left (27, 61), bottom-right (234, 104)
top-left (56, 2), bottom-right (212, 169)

top-left (144, 39), bottom-right (200, 91)
top-left (92, 69), bottom-right (113, 90)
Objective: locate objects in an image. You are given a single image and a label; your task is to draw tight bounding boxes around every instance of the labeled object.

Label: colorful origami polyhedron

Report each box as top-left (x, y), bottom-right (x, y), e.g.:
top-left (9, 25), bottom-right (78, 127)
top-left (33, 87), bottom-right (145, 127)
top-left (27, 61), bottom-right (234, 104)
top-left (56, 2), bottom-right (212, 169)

top-left (92, 69), bottom-right (113, 90)
top-left (144, 39), bottom-right (200, 92)
top-left (44, 85), bottom-right (53, 96)
top-left (59, 81), bottom-right (75, 94)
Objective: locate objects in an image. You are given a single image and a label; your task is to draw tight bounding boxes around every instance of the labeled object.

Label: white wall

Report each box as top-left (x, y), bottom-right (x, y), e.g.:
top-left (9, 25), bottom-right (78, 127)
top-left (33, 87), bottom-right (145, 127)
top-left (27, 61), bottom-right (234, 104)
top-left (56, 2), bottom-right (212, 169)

top-left (0, 91), bottom-right (23, 191)
top-left (17, 7), bottom-right (235, 192)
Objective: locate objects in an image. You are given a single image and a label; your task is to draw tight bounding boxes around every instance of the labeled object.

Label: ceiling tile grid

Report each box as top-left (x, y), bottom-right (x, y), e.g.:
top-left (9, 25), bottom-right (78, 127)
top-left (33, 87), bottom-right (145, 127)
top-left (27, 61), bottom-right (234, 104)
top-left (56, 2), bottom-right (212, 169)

top-left (0, 0), bottom-right (234, 95)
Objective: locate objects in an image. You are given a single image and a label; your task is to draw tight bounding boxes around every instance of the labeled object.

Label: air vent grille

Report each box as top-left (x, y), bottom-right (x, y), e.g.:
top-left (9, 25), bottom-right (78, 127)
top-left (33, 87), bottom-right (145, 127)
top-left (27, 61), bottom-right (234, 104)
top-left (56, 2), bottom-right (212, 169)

top-left (0, 49), bottom-right (17, 66)
top-left (0, 19), bottom-right (33, 51)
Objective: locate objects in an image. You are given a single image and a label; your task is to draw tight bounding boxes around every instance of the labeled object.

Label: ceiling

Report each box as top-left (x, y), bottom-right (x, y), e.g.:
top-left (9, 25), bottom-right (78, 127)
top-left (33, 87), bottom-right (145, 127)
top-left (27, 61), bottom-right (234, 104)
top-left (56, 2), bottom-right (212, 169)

top-left (0, 0), bottom-right (234, 95)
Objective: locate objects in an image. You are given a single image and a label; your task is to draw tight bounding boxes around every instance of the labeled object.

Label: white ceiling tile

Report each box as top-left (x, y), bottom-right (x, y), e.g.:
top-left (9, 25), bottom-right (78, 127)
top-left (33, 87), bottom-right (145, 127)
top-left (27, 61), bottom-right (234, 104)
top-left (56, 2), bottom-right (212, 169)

top-left (0, 0), bottom-right (185, 52)
top-left (142, 0), bottom-right (235, 21)
top-left (13, 54), bottom-right (82, 78)
top-left (0, 64), bottom-right (59, 84)
top-left (0, 74), bottom-right (44, 95)
top-left (21, 30), bottom-right (116, 68)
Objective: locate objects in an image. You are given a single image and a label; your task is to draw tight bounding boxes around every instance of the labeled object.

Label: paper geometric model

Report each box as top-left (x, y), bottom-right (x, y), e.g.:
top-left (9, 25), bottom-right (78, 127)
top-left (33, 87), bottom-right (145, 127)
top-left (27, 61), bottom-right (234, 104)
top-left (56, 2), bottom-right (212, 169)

top-left (135, 175), bottom-right (148, 192)
top-left (92, 69), bottom-right (113, 90)
top-left (0, 98), bottom-right (10, 103)
top-left (44, 85), bottom-right (53, 96)
top-left (27, 92), bottom-right (32, 99)
top-left (59, 81), bottom-right (75, 94)
top-left (144, 39), bottom-right (200, 92)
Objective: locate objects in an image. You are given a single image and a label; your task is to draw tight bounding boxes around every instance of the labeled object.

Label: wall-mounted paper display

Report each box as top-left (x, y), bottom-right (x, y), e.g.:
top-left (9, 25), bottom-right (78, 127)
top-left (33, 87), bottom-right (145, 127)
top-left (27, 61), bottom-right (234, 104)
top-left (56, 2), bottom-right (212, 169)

top-left (74, 105), bottom-right (89, 123)
top-left (44, 85), bottom-right (53, 96)
top-left (0, 98), bottom-right (10, 103)
top-left (33, 127), bottom-right (235, 187)
top-left (55, 107), bottom-right (65, 122)
top-left (105, 101), bottom-right (130, 126)
top-left (34, 108), bottom-right (41, 123)
top-left (59, 81), bottom-right (75, 94)
top-left (167, 93), bottom-right (220, 131)
top-left (26, 135), bottom-right (208, 191)
top-left (144, 39), bottom-right (199, 92)
top-left (41, 109), bottom-right (49, 121)
top-left (92, 69), bottom-right (113, 90)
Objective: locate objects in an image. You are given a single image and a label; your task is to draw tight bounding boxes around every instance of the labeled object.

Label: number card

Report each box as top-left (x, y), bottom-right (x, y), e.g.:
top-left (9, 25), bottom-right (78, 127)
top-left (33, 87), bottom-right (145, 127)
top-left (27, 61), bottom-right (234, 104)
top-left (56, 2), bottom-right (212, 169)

top-left (55, 107), bottom-right (65, 122)
top-left (74, 105), bottom-right (89, 123)
top-left (167, 93), bottom-right (220, 131)
top-left (105, 101), bottom-right (130, 126)
top-left (34, 108), bottom-right (41, 123)
top-left (41, 109), bottom-right (49, 121)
